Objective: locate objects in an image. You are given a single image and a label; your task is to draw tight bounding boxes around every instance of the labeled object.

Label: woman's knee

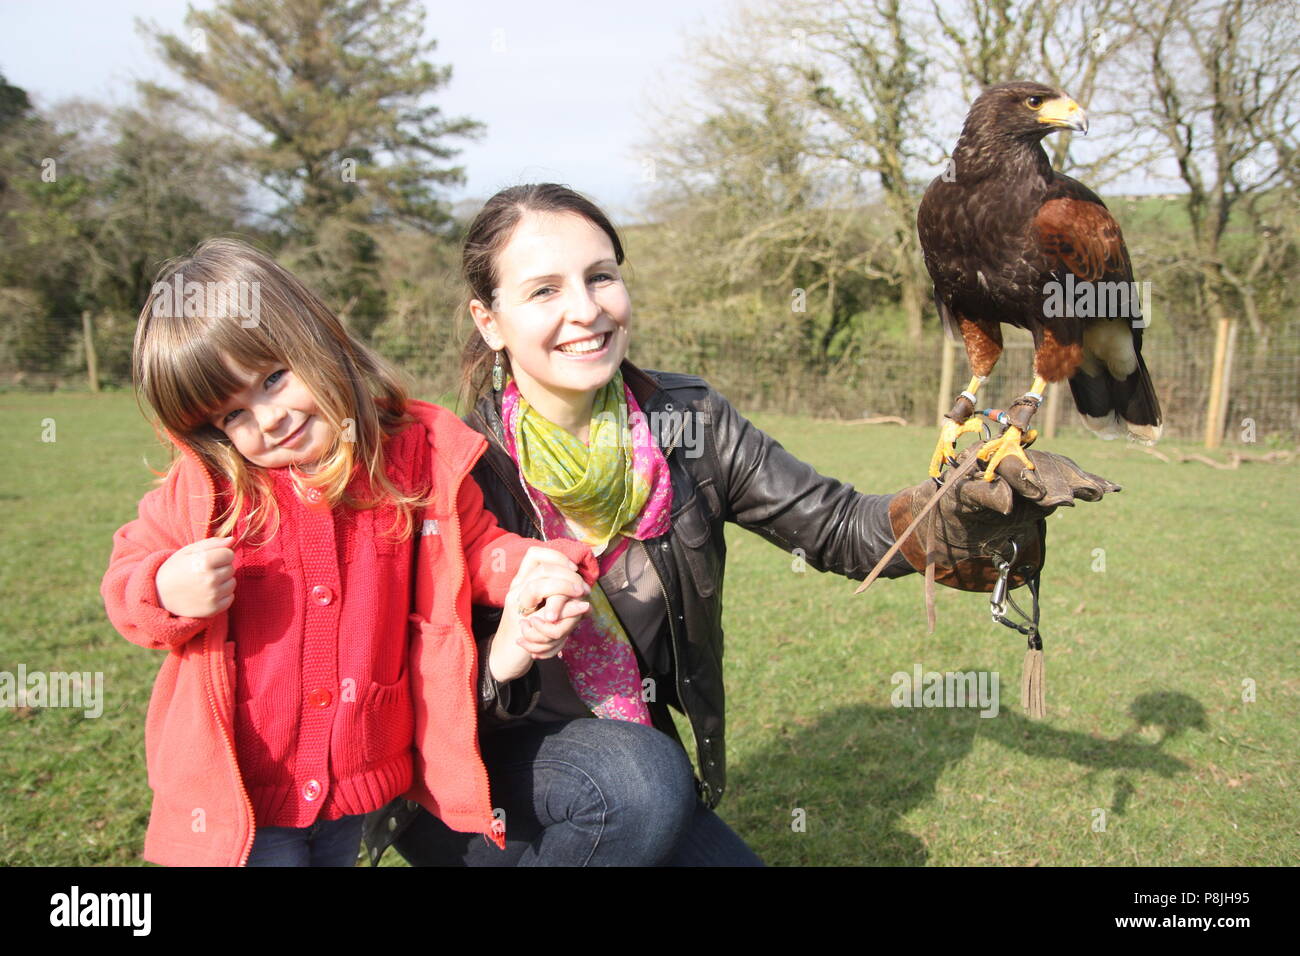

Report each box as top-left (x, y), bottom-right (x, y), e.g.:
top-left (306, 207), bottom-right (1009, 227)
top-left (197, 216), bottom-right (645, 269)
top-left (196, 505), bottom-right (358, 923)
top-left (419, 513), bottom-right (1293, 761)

top-left (522, 720), bottom-right (697, 834)
top-left (592, 721), bottom-right (696, 819)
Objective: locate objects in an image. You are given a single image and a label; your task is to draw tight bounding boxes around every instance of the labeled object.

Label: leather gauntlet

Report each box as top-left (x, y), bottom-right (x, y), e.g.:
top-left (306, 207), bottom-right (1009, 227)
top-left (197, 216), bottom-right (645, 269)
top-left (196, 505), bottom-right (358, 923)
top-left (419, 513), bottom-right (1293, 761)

top-left (888, 447), bottom-right (1121, 592)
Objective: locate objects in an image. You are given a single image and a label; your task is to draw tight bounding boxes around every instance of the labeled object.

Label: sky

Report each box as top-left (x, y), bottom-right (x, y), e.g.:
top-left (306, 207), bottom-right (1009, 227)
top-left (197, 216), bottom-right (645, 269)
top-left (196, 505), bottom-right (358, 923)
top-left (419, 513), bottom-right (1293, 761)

top-left (0, 0), bottom-right (1177, 218)
top-left (0, 0), bottom-right (731, 220)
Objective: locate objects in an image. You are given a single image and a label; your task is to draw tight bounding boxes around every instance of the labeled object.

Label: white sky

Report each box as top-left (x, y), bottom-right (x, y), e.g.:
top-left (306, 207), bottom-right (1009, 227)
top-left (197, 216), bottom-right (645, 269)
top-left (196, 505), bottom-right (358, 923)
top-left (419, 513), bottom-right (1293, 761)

top-left (0, 0), bottom-right (1177, 216)
top-left (0, 0), bottom-right (730, 219)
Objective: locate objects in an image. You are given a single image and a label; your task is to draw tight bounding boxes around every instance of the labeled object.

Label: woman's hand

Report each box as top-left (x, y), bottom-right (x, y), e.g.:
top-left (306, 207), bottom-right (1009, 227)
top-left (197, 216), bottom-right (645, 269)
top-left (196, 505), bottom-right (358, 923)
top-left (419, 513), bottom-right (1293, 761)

top-left (154, 536), bottom-right (237, 617)
top-left (489, 547), bottom-right (592, 683)
top-left (888, 447), bottom-right (1120, 591)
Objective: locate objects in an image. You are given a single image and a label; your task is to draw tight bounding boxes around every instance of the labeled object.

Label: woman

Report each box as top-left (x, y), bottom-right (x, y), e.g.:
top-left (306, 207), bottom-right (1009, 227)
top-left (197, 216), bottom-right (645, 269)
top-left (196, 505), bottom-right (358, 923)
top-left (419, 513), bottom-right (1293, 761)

top-left (365, 184), bottom-right (1117, 866)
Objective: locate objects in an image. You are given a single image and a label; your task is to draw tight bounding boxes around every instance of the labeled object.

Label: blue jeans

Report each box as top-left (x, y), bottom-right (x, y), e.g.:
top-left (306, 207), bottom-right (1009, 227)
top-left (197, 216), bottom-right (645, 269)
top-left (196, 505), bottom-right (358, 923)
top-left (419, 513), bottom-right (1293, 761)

top-left (246, 813), bottom-right (366, 867)
top-left (392, 719), bottom-right (763, 866)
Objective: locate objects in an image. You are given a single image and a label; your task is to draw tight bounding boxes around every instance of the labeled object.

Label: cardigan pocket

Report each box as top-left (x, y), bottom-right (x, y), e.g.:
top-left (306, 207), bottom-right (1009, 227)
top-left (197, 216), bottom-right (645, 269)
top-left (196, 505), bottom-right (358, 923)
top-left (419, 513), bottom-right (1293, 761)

top-left (671, 492), bottom-right (718, 599)
top-left (362, 669), bottom-right (414, 765)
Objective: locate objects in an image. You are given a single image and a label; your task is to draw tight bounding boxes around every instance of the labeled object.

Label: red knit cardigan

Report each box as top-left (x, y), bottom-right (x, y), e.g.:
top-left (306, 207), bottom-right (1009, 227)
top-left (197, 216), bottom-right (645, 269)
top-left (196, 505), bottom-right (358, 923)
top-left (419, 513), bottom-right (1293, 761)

top-left (101, 400), bottom-right (596, 866)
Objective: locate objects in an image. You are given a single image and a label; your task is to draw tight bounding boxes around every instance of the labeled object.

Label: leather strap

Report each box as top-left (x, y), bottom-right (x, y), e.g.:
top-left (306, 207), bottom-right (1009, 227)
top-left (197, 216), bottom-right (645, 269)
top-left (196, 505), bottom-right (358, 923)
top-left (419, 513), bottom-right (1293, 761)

top-left (854, 451), bottom-right (982, 595)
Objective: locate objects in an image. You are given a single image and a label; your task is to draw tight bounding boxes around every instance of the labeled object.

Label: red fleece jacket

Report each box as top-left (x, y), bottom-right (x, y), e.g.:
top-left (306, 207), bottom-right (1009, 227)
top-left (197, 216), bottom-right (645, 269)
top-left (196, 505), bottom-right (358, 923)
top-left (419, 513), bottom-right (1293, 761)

top-left (101, 400), bottom-right (596, 866)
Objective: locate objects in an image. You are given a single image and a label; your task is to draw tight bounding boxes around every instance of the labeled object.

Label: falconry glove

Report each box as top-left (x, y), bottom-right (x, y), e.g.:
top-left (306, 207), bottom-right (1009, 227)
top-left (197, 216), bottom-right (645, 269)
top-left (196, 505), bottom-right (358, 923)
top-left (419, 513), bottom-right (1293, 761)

top-left (881, 446), bottom-right (1120, 718)
top-left (888, 446), bottom-right (1121, 591)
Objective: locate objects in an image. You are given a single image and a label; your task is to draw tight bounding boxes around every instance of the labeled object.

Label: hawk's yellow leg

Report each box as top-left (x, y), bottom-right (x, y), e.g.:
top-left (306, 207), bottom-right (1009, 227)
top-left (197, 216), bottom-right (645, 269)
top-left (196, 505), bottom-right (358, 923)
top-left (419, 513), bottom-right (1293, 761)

top-left (929, 375), bottom-right (987, 478)
top-left (976, 376), bottom-right (1047, 481)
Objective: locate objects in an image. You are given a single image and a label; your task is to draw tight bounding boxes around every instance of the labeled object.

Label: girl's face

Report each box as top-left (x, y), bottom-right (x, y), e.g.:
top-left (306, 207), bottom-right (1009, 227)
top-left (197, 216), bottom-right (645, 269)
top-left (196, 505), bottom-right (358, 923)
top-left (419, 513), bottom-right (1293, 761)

top-left (470, 211), bottom-right (631, 422)
top-left (207, 360), bottom-right (332, 472)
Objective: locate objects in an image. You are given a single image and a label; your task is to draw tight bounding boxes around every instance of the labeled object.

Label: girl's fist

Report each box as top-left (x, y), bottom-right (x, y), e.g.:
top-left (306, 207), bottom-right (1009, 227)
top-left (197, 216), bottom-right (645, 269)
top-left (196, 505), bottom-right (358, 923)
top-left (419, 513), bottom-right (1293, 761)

top-left (154, 537), bottom-right (236, 618)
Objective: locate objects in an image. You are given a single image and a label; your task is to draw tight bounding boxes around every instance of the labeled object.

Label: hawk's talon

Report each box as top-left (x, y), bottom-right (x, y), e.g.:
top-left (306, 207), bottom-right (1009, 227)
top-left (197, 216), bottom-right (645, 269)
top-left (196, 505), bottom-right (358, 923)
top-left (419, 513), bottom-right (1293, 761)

top-left (929, 417), bottom-right (985, 477)
top-left (976, 425), bottom-right (1035, 481)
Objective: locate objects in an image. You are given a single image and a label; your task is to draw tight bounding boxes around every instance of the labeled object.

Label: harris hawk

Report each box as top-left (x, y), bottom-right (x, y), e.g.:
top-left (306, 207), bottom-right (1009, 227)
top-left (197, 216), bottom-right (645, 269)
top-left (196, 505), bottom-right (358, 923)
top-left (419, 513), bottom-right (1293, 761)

top-left (917, 81), bottom-right (1162, 480)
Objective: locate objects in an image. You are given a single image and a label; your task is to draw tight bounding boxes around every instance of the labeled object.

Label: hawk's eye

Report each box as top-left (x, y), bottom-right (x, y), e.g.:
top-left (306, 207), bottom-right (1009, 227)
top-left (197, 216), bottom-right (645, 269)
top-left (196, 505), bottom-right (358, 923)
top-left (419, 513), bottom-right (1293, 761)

top-left (1026, 96), bottom-right (1044, 109)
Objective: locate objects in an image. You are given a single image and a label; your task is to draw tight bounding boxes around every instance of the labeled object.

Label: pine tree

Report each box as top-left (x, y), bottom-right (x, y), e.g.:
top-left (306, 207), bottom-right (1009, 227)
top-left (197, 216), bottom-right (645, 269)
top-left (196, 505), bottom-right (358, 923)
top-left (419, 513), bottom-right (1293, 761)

top-left (141, 0), bottom-right (483, 333)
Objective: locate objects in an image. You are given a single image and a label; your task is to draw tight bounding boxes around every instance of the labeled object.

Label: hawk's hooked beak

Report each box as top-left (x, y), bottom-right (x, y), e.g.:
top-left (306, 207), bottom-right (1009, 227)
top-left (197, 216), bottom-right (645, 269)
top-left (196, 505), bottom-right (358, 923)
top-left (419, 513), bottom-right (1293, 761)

top-left (1038, 96), bottom-right (1089, 134)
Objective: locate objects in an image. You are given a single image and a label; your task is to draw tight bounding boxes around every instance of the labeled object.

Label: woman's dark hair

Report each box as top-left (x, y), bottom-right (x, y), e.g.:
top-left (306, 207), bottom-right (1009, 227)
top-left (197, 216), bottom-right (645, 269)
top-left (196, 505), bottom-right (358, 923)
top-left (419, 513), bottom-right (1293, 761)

top-left (458, 183), bottom-right (626, 404)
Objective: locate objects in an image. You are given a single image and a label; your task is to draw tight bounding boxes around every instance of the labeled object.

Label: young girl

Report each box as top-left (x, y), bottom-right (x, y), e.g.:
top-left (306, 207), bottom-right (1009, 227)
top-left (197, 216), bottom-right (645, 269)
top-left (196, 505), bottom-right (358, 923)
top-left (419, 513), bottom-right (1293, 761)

top-left (101, 238), bottom-right (597, 867)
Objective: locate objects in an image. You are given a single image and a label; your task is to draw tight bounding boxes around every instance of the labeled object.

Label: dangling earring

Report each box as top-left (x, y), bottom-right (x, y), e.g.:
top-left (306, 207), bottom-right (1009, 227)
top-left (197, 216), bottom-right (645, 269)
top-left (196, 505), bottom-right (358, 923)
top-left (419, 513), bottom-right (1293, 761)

top-left (492, 350), bottom-right (504, 392)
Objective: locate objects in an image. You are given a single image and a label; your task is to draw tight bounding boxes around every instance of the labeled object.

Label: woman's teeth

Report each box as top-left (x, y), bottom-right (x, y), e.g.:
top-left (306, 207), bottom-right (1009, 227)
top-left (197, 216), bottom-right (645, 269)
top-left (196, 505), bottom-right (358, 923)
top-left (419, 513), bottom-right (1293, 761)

top-left (558, 333), bottom-right (607, 354)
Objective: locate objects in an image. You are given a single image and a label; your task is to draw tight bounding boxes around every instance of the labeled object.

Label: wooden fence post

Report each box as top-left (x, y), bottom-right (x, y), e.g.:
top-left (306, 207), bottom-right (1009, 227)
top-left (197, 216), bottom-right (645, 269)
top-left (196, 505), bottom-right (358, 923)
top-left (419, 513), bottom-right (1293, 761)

top-left (937, 337), bottom-right (955, 427)
top-left (1043, 380), bottom-right (1061, 440)
top-left (1204, 316), bottom-right (1234, 449)
top-left (82, 310), bottom-right (99, 393)
top-left (1215, 318), bottom-right (1239, 445)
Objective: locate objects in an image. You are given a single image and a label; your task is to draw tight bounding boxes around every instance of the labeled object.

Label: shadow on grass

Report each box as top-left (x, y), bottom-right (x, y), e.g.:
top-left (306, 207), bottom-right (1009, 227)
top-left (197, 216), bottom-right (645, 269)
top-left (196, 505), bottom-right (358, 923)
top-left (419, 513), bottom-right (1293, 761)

top-left (727, 684), bottom-right (1204, 865)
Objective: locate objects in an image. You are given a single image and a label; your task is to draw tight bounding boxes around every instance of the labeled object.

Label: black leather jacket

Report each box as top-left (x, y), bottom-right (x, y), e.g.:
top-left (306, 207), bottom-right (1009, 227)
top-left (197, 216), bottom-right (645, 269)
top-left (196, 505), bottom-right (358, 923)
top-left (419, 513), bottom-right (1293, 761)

top-left (363, 363), bottom-right (912, 862)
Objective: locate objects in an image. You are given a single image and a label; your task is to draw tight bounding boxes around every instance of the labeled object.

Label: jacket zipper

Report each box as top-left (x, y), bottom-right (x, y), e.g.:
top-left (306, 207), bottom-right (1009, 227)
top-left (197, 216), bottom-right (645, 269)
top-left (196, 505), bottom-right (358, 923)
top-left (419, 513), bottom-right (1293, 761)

top-left (449, 465), bottom-right (507, 849)
top-left (639, 411), bottom-right (701, 781)
top-left (205, 634), bottom-right (256, 865)
top-left (643, 539), bottom-right (696, 741)
top-left (182, 447), bottom-right (256, 866)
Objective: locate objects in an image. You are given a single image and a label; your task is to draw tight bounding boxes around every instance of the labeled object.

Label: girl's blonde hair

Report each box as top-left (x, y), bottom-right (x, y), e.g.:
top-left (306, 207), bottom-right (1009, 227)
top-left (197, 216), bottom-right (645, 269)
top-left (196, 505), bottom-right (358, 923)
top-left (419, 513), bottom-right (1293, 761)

top-left (134, 237), bottom-right (428, 541)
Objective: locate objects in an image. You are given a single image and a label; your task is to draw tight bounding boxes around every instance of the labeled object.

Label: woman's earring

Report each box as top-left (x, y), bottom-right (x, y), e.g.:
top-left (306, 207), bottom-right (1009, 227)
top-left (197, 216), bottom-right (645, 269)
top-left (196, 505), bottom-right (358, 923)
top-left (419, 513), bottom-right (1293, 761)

top-left (492, 350), bottom-right (504, 392)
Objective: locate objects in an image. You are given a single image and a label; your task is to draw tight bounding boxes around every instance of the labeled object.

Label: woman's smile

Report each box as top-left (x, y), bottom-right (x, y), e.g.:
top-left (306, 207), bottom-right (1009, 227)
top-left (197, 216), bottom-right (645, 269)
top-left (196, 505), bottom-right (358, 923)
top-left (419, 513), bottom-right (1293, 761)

top-left (556, 331), bottom-right (612, 357)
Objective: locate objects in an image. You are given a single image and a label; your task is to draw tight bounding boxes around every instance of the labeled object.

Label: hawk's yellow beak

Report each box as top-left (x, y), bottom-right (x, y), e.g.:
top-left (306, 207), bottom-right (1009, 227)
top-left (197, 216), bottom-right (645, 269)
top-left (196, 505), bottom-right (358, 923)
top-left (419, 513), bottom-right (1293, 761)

top-left (1038, 97), bottom-right (1088, 134)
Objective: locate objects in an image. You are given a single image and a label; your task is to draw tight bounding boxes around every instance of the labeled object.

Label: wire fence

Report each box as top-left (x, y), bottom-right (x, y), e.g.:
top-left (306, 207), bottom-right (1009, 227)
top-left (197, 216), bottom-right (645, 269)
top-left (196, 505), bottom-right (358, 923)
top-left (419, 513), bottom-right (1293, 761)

top-left (631, 324), bottom-right (1300, 445)
top-left (5, 315), bottom-right (1298, 446)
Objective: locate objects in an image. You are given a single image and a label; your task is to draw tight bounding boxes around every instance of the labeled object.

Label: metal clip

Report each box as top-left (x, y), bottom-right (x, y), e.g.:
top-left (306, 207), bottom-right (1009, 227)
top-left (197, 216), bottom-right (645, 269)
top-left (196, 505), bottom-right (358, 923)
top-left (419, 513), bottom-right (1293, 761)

top-left (990, 539), bottom-right (1017, 624)
top-left (988, 539), bottom-right (1041, 640)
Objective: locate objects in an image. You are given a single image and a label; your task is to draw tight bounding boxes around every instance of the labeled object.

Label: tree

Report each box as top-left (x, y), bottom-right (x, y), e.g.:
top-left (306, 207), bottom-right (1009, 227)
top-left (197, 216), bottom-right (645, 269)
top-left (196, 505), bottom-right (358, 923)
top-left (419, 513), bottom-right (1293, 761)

top-left (140, 0), bottom-right (483, 335)
top-left (924, 0), bottom-right (1142, 180)
top-left (1123, 0), bottom-right (1297, 336)
top-left (784, 0), bottom-right (933, 344)
top-left (639, 9), bottom-right (903, 373)
top-left (1119, 0), bottom-right (1298, 444)
top-left (0, 84), bottom-right (243, 381)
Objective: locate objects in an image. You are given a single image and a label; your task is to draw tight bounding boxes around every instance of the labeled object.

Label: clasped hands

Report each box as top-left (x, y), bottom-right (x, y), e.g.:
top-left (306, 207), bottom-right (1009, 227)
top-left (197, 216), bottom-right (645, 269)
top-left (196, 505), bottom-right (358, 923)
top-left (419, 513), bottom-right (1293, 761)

top-left (155, 540), bottom-right (592, 685)
top-left (489, 547), bottom-right (591, 683)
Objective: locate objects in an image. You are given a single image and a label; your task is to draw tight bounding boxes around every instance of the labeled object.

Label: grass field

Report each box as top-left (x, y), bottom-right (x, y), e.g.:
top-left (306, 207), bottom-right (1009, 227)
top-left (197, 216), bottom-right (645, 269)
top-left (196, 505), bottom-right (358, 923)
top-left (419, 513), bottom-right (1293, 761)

top-left (2, 389), bottom-right (1296, 866)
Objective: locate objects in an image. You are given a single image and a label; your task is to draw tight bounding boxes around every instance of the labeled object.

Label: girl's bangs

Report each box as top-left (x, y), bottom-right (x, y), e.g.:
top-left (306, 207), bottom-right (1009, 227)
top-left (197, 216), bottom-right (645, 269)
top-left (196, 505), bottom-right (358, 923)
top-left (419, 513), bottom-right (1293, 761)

top-left (145, 313), bottom-right (281, 436)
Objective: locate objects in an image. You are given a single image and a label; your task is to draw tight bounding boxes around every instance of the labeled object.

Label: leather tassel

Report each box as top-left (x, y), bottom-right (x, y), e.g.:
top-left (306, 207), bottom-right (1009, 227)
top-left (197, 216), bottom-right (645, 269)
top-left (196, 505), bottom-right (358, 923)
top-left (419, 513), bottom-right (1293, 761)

top-left (1021, 634), bottom-right (1045, 718)
top-left (924, 559), bottom-right (937, 633)
top-left (924, 510), bottom-right (938, 633)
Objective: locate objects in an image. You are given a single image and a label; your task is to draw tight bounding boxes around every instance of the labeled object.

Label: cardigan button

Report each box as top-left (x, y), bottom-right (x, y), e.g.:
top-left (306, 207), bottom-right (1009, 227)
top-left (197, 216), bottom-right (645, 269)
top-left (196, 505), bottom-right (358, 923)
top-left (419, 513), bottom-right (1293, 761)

top-left (302, 779), bottom-right (322, 802)
top-left (308, 688), bottom-right (332, 708)
top-left (306, 487), bottom-right (324, 503)
top-left (310, 585), bottom-right (334, 606)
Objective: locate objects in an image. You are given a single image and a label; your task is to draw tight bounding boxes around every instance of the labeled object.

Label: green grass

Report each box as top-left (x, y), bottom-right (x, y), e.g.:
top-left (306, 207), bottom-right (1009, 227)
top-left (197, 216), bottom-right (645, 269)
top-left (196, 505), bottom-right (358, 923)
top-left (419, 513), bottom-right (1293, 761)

top-left (2, 392), bottom-right (1297, 865)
